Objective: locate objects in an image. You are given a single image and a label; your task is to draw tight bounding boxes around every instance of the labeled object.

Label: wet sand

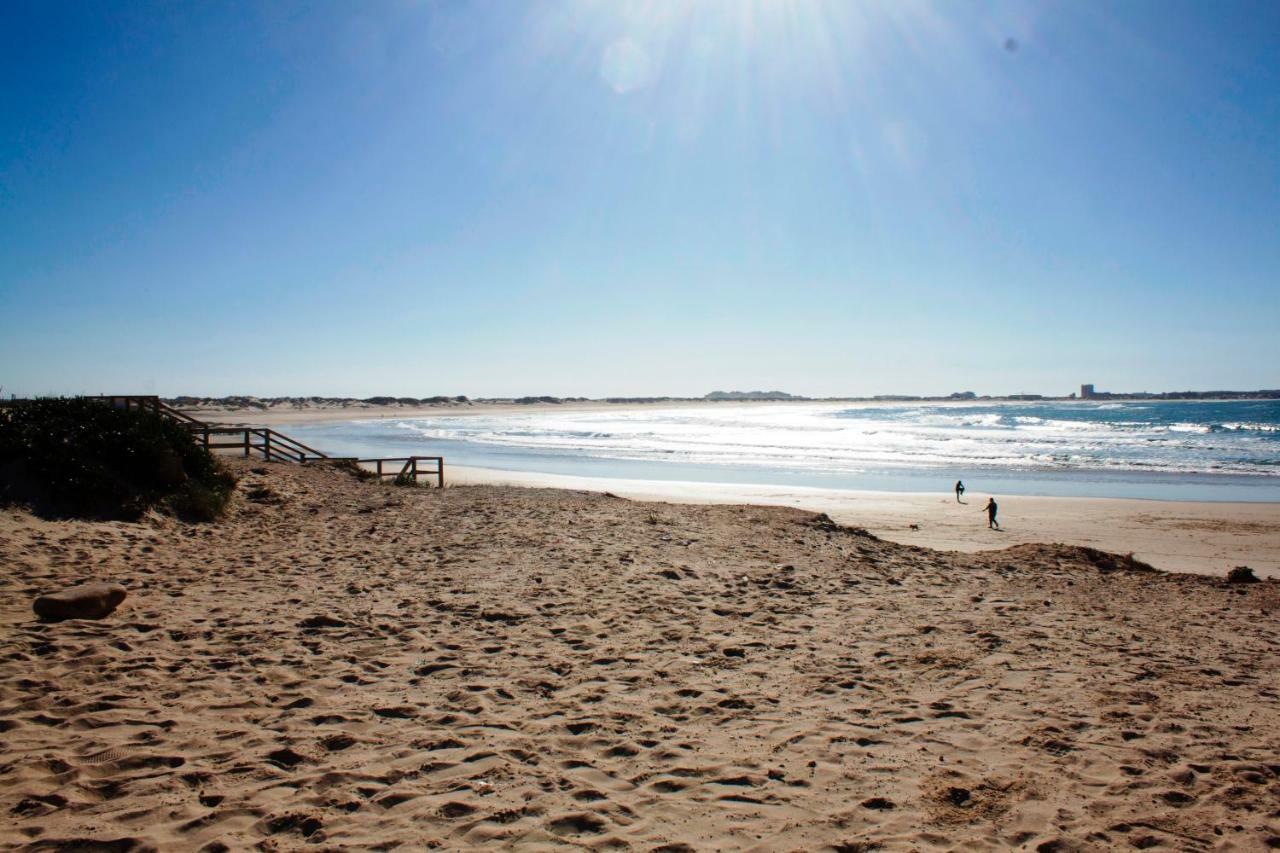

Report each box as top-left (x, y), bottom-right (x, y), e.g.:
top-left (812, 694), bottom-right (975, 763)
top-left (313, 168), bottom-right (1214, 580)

top-left (449, 466), bottom-right (1280, 580)
top-left (1, 458), bottom-right (1277, 850)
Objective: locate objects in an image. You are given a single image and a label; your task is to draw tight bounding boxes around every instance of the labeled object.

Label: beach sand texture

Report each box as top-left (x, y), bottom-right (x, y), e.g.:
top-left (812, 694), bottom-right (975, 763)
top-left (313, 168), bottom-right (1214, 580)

top-left (2, 459), bottom-right (1278, 850)
top-left (448, 466), bottom-right (1280, 581)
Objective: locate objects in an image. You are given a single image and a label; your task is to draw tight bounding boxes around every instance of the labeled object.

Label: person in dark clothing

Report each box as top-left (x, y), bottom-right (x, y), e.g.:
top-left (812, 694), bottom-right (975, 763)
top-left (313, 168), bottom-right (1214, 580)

top-left (955, 480), bottom-right (965, 502)
top-left (982, 497), bottom-right (999, 529)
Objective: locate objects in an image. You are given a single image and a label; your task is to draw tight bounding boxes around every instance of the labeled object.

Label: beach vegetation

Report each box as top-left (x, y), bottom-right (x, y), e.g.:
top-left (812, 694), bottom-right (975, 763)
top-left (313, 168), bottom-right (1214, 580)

top-left (326, 459), bottom-right (378, 482)
top-left (1226, 566), bottom-right (1259, 584)
top-left (0, 397), bottom-right (236, 521)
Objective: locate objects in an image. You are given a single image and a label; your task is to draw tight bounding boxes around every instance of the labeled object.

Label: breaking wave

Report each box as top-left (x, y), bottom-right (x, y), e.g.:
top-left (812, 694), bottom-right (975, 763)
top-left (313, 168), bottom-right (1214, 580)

top-left (380, 400), bottom-right (1280, 478)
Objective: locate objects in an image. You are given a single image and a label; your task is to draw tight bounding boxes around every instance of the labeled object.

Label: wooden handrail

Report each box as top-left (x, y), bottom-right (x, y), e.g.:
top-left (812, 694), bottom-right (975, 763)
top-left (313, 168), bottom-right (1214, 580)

top-left (355, 456), bottom-right (445, 488)
top-left (101, 395), bottom-right (205, 426)
top-left (251, 428), bottom-right (329, 459)
top-left (87, 395), bottom-right (446, 486)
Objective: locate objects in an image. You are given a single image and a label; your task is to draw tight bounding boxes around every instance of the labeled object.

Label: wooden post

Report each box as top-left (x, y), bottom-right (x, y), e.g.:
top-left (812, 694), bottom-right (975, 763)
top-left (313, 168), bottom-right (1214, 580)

top-left (438, 458), bottom-right (444, 489)
top-left (412, 457), bottom-right (418, 483)
top-left (263, 431), bottom-right (271, 461)
top-left (243, 430), bottom-right (250, 458)
top-left (376, 460), bottom-right (383, 478)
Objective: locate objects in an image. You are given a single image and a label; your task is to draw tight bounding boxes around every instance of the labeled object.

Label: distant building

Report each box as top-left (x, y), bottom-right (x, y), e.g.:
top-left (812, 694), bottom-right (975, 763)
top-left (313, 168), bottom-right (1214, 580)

top-left (948, 391), bottom-right (977, 400)
top-left (1081, 384), bottom-right (1095, 399)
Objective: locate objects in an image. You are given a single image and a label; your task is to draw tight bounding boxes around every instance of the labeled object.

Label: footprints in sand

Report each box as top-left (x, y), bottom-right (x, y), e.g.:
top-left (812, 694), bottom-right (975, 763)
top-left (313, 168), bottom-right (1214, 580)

top-left (2, 460), bottom-right (1278, 849)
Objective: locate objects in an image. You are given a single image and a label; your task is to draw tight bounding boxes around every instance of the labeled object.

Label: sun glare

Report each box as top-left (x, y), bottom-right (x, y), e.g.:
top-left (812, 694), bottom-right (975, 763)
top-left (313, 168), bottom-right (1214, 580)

top-left (600, 37), bottom-right (654, 93)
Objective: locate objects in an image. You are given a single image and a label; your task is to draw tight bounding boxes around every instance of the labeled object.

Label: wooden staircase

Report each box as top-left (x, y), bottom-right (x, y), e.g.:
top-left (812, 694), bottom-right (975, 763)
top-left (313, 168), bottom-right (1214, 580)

top-left (100, 396), bottom-right (444, 487)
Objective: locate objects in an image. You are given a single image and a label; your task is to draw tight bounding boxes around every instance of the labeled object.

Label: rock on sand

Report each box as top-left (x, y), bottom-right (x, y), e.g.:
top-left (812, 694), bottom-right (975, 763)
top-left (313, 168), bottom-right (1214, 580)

top-left (33, 583), bottom-right (128, 622)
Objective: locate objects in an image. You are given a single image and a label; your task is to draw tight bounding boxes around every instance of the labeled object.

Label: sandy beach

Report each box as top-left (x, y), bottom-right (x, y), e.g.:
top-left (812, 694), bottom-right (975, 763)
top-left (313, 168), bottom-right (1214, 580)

top-left (448, 466), bottom-right (1280, 581)
top-left (2, 458), bottom-right (1277, 850)
top-left (193, 401), bottom-right (1280, 580)
top-left (11, 1), bottom-right (1279, 848)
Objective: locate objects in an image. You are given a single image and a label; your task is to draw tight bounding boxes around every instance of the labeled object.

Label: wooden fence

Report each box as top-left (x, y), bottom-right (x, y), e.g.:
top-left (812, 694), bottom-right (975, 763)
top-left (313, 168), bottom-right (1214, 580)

top-left (358, 456), bottom-right (445, 488)
top-left (96, 395), bottom-right (445, 487)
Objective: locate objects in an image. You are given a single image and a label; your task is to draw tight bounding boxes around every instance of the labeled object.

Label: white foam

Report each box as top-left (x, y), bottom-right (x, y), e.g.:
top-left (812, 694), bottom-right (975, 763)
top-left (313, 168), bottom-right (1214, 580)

top-left (369, 401), bottom-right (1280, 478)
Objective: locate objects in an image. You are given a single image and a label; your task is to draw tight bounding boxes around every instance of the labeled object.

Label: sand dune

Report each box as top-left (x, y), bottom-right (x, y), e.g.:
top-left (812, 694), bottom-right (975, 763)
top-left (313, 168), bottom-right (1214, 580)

top-left (1, 459), bottom-right (1277, 850)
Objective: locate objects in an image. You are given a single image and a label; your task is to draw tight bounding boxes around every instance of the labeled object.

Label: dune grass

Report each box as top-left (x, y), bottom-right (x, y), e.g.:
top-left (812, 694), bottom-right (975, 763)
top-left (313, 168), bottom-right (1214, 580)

top-left (0, 398), bottom-right (236, 521)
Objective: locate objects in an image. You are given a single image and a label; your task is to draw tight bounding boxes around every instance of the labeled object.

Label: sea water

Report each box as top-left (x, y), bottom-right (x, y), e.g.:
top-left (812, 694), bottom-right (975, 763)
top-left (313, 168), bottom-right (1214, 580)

top-left (287, 400), bottom-right (1280, 501)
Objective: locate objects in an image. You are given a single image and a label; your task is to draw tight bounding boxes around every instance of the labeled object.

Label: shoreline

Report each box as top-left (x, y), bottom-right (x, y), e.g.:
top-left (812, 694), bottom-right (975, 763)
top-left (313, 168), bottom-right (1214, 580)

top-left (446, 464), bottom-right (1280, 579)
top-left (196, 403), bottom-right (1280, 578)
top-left (187, 395), bottom-right (1280, 427)
top-left (188, 398), bottom-right (847, 426)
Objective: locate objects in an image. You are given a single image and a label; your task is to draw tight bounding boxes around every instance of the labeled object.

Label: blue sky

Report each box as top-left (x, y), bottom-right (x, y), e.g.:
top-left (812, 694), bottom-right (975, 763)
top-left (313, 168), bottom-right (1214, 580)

top-left (2, 0), bottom-right (1277, 398)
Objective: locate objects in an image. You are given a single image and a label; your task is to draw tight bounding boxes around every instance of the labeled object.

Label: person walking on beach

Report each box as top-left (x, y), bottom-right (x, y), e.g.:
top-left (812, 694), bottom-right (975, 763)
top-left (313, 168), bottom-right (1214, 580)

top-left (955, 480), bottom-right (965, 502)
top-left (982, 497), bottom-right (999, 530)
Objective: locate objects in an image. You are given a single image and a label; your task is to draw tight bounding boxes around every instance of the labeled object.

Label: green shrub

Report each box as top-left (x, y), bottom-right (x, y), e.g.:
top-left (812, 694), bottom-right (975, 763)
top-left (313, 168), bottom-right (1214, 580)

top-left (0, 398), bottom-right (236, 521)
top-left (1226, 566), bottom-right (1259, 584)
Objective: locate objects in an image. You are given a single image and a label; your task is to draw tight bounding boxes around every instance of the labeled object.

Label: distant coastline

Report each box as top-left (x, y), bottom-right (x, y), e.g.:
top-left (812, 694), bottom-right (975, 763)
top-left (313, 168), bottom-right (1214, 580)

top-left (166, 387), bottom-right (1280, 414)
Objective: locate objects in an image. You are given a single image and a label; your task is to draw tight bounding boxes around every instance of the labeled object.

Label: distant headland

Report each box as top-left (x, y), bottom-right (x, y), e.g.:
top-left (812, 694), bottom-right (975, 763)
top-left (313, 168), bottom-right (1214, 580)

top-left (157, 385), bottom-right (1280, 414)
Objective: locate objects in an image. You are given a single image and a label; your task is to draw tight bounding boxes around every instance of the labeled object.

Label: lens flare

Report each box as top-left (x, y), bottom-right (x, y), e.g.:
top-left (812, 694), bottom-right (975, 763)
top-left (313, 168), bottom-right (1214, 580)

top-left (601, 38), bottom-right (654, 93)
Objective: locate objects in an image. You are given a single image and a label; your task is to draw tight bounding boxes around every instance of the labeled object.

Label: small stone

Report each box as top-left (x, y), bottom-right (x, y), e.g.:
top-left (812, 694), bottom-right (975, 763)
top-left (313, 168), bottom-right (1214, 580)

top-left (33, 583), bottom-right (127, 622)
top-left (861, 797), bottom-right (895, 810)
top-left (298, 615), bottom-right (346, 629)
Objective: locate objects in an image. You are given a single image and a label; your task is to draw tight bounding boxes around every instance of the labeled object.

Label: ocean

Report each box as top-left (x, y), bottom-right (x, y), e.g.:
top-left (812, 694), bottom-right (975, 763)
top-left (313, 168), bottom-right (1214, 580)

top-left (287, 400), bottom-right (1280, 502)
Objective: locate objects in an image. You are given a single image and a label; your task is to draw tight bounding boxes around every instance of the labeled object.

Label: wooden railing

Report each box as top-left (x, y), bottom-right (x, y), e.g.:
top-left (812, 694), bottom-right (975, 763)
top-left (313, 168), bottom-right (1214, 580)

top-left (358, 456), bottom-right (445, 488)
top-left (186, 426), bottom-right (330, 464)
top-left (103, 394), bottom-right (206, 427)
top-left (93, 395), bottom-right (445, 487)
